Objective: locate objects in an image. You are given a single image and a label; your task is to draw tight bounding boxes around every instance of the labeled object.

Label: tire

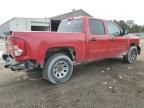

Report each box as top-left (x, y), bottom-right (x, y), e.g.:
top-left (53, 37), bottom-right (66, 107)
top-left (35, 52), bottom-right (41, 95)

top-left (43, 54), bottom-right (73, 84)
top-left (123, 46), bottom-right (138, 63)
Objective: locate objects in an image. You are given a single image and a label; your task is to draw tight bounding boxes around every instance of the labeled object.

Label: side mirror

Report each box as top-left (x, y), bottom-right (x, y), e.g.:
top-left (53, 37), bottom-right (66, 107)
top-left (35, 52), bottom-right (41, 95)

top-left (122, 29), bottom-right (129, 35)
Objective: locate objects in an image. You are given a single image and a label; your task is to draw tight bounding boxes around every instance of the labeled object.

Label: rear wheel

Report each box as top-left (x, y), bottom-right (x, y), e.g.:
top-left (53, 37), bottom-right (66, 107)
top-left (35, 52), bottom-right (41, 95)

top-left (123, 46), bottom-right (138, 63)
top-left (43, 54), bottom-right (73, 84)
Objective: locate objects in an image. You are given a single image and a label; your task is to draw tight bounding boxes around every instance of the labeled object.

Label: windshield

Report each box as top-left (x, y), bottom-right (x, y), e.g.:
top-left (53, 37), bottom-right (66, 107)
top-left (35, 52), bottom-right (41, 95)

top-left (57, 19), bottom-right (82, 32)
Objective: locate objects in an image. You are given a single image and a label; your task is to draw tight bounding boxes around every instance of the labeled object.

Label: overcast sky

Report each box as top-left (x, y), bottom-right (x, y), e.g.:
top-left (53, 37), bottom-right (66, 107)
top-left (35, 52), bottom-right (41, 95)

top-left (0, 0), bottom-right (144, 25)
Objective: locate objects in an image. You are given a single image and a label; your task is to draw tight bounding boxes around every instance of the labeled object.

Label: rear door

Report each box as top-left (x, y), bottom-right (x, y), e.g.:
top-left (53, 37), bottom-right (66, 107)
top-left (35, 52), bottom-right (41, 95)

top-left (87, 19), bottom-right (109, 60)
top-left (106, 21), bottom-right (128, 57)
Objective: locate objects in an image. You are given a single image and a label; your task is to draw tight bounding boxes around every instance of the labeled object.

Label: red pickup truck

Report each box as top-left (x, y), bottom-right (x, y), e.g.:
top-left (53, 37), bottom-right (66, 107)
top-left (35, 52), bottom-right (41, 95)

top-left (2, 16), bottom-right (141, 84)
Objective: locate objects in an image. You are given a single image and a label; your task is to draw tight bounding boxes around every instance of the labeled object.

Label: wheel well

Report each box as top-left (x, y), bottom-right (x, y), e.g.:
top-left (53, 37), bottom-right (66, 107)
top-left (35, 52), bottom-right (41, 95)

top-left (130, 43), bottom-right (141, 54)
top-left (45, 47), bottom-right (75, 62)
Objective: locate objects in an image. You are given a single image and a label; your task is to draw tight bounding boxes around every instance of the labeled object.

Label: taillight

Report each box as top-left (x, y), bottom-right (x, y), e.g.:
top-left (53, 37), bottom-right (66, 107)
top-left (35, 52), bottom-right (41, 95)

top-left (11, 38), bottom-right (26, 56)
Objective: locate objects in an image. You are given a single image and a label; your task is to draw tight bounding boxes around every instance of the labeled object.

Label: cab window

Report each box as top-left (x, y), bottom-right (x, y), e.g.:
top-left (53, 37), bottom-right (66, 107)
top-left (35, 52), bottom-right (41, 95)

top-left (107, 22), bottom-right (121, 36)
top-left (58, 19), bottom-right (82, 32)
top-left (89, 19), bottom-right (105, 35)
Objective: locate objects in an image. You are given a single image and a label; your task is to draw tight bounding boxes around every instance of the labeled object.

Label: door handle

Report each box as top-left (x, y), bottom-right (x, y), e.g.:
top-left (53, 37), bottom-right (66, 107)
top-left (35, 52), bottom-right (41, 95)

top-left (90, 38), bottom-right (96, 41)
top-left (110, 37), bottom-right (115, 41)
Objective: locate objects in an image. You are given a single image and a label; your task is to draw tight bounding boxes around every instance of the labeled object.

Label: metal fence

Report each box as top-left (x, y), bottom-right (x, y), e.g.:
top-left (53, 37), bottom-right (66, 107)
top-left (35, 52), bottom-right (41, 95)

top-left (0, 39), bottom-right (4, 51)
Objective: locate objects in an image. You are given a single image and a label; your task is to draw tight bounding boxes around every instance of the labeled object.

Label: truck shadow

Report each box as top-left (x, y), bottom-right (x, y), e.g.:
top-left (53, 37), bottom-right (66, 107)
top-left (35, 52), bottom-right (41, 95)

top-left (26, 57), bottom-right (143, 82)
top-left (24, 57), bottom-right (126, 83)
top-left (3, 57), bottom-right (141, 87)
top-left (28, 57), bottom-right (124, 77)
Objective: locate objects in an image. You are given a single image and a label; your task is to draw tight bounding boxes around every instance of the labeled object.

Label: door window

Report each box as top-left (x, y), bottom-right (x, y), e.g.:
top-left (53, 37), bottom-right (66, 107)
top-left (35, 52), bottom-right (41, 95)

top-left (107, 22), bottom-right (121, 36)
top-left (89, 19), bottom-right (105, 35)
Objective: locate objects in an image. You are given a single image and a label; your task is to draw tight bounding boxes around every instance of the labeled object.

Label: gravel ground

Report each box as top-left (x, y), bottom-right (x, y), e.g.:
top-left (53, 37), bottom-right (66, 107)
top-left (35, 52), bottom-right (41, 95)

top-left (0, 40), bottom-right (143, 108)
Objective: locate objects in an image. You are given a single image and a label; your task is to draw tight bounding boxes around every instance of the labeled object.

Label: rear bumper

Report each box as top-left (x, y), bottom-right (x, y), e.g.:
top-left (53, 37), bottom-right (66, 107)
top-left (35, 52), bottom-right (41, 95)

top-left (2, 53), bottom-right (37, 71)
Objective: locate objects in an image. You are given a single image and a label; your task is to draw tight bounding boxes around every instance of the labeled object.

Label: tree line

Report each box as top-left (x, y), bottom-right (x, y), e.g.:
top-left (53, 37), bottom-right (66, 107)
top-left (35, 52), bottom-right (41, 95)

top-left (113, 20), bottom-right (144, 33)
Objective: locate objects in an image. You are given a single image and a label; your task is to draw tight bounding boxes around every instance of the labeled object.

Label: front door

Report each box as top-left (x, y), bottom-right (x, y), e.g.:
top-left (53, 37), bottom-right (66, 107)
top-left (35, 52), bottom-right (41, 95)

top-left (87, 19), bottom-right (109, 60)
top-left (106, 21), bottom-right (128, 57)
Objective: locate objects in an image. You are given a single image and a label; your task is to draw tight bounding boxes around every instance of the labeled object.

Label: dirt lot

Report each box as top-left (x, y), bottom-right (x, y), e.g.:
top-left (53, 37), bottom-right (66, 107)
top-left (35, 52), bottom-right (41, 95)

top-left (0, 40), bottom-right (144, 108)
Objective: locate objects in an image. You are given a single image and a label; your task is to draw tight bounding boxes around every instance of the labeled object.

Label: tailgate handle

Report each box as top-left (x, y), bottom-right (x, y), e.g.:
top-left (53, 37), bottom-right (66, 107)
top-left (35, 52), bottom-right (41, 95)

top-left (90, 38), bottom-right (96, 41)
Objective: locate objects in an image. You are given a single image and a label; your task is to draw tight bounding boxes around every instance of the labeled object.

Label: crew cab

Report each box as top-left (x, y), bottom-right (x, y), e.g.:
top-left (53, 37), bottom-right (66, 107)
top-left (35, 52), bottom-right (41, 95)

top-left (2, 16), bottom-right (141, 84)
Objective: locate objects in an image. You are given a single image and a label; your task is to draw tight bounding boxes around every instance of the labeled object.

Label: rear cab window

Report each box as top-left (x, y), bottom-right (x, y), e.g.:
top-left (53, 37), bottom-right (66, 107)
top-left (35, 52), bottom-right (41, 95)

top-left (58, 18), bottom-right (82, 33)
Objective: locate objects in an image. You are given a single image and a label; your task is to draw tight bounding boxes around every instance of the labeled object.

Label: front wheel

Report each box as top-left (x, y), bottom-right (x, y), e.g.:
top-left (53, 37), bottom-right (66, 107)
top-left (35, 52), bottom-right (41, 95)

top-left (43, 54), bottom-right (73, 84)
top-left (123, 46), bottom-right (138, 63)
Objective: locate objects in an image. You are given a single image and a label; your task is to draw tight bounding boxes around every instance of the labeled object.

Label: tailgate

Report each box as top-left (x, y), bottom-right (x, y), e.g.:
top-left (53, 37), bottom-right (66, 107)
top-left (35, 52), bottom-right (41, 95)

top-left (4, 35), bottom-right (15, 57)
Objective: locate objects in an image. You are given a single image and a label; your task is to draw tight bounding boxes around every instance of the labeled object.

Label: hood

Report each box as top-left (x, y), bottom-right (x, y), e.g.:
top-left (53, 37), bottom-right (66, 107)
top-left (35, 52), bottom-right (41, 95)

top-left (127, 34), bottom-right (140, 39)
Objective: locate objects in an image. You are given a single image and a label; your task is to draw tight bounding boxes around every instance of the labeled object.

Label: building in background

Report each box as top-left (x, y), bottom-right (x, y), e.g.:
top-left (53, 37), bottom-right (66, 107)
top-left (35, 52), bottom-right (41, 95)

top-left (0, 18), bottom-right (50, 37)
top-left (0, 9), bottom-right (92, 37)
